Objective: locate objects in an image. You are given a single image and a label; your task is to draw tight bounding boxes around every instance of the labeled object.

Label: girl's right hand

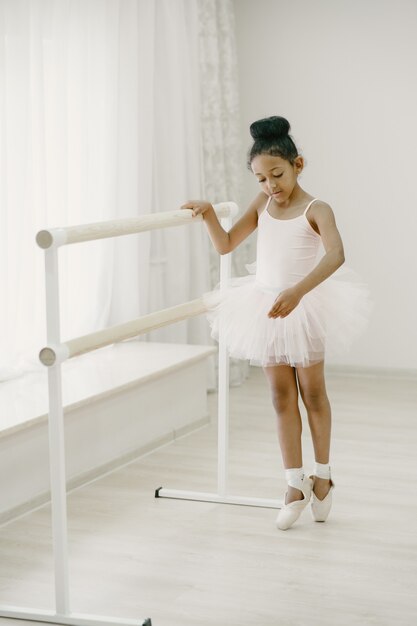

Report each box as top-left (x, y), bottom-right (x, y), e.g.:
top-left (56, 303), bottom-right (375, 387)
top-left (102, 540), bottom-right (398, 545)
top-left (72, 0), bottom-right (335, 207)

top-left (180, 200), bottom-right (214, 218)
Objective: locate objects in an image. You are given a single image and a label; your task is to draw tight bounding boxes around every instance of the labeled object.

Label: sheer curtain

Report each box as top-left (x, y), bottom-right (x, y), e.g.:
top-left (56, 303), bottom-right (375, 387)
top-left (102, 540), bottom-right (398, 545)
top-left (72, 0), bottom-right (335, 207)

top-left (0, 0), bottom-right (204, 381)
top-left (197, 0), bottom-right (251, 385)
top-left (0, 0), bottom-right (246, 386)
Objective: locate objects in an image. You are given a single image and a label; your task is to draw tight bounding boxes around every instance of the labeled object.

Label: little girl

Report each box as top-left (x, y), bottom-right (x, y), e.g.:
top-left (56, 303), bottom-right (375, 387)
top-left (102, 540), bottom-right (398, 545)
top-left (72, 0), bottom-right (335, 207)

top-left (181, 116), bottom-right (372, 530)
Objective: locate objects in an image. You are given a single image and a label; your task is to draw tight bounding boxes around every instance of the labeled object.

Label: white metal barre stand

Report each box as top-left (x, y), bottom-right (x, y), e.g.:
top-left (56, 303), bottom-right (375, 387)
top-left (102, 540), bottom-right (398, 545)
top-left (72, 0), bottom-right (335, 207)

top-left (0, 203), bottom-right (280, 626)
top-left (0, 246), bottom-right (151, 626)
top-left (155, 215), bottom-right (281, 511)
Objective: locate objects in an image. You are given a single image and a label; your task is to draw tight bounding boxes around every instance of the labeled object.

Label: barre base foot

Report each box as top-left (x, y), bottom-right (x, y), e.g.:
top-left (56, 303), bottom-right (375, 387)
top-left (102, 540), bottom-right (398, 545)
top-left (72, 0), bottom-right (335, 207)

top-left (0, 606), bottom-right (151, 626)
top-left (155, 487), bottom-right (281, 509)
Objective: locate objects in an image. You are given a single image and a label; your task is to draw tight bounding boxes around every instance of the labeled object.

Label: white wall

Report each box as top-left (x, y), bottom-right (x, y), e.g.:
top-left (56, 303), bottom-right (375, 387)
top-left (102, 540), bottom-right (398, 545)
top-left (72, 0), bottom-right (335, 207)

top-left (234, 0), bottom-right (417, 371)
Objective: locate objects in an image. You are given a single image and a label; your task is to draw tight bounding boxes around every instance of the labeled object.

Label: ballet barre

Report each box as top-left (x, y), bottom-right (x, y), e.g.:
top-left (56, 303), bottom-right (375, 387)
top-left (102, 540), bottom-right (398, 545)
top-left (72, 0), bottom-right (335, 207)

top-left (0, 202), bottom-right (280, 626)
top-left (35, 206), bottom-right (235, 249)
top-left (39, 298), bottom-right (208, 366)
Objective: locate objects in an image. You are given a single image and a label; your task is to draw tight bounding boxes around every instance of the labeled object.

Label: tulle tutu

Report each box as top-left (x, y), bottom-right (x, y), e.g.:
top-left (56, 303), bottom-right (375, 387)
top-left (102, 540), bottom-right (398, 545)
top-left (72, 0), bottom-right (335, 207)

top-left (202, 262), bottom-right (373, 368)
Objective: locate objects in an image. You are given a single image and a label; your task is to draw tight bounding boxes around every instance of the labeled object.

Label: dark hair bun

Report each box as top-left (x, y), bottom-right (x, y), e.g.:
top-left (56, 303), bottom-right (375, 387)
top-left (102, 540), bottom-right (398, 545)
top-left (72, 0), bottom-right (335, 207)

top-left (249, 116), bottom-right (290, 141)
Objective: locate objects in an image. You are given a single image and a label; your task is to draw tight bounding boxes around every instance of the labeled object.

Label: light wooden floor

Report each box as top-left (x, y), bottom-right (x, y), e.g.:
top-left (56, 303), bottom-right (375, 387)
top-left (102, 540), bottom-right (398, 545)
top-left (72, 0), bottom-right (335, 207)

top-left (1, 366), bottom-right (416, 626)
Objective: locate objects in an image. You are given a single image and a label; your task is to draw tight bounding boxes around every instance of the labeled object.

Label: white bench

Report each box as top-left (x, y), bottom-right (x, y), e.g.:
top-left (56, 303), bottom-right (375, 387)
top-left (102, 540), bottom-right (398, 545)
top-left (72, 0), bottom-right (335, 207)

top-left (0, 341), bottom-right (216, 524)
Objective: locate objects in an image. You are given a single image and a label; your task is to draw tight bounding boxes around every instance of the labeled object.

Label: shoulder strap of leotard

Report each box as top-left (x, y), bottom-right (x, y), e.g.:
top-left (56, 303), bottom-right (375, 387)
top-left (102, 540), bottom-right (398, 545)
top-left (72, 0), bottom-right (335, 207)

top-left (259, 195), bottom-right (273, 217)
top-left (303, 198), bottom-right (319, 217)
top-left (262, 196), bottom-right (320, 218)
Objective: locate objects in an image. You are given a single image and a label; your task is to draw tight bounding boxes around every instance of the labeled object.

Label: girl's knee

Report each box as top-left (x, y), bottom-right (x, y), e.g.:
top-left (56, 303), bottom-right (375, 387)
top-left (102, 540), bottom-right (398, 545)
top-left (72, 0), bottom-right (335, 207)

top-left (300, 387), bottom-right (328, 412)
top-left (296, 363), bottom-right (329, 412)
top-left (263, 364), bottom-right (299, 414)
top-left (270, 388), bottom-right (298, 415)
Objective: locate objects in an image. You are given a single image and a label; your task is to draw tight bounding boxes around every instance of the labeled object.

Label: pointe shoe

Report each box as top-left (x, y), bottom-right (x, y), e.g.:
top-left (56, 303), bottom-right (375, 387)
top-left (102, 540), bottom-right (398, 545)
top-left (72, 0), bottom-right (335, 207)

top-left (276, 475), bottom-right (313, 531)
top-left (310, 475), bottom-right (335, 522)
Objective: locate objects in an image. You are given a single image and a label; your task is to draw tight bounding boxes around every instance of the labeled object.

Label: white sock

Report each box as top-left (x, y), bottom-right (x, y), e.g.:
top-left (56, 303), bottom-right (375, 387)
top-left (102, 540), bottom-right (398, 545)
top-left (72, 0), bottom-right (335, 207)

top-left (314, 461), bottom-right (331, 480)
top-left (285, 467), bottom-right (305, 491)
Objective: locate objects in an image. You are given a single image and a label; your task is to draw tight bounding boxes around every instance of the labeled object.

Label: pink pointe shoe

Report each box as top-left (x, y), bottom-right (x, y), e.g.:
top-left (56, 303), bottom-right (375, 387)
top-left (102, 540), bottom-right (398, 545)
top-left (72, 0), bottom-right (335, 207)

top-left (310, 475), bottom-right (335, 522)
top-left (276, 475), bottom-right (313, 531)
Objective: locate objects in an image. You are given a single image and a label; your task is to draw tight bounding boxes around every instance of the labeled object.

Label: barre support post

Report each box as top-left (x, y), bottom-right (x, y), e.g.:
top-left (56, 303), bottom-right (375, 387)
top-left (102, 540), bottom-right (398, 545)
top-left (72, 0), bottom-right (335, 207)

top-left (44, 246), bottom-right (71, 615)
top-left (217, 214), bottom-right (231, 497)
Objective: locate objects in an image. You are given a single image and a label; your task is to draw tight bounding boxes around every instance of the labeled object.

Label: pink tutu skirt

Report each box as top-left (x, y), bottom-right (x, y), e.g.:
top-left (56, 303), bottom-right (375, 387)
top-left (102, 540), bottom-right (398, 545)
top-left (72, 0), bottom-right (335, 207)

top-left (202, 262), bottom-right (373, 368)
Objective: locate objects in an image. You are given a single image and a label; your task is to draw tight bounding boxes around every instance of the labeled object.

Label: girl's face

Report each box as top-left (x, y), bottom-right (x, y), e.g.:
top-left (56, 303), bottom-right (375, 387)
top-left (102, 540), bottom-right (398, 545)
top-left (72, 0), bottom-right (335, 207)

top-left (251, 153), bottom-right (303, 204)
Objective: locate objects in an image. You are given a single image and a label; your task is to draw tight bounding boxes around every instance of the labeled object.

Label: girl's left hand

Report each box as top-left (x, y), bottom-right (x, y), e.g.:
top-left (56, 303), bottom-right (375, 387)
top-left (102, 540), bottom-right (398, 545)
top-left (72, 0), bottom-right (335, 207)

top-left (268, 287), bottom-right (303, 319)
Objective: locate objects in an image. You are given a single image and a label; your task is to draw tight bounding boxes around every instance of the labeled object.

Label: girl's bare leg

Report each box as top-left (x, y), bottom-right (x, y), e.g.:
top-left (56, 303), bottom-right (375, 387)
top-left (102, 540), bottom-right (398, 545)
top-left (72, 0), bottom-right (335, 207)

top-left (296, 360), bottom-right (332, 500)
top-left (263, 364), bottom-right (304, 504)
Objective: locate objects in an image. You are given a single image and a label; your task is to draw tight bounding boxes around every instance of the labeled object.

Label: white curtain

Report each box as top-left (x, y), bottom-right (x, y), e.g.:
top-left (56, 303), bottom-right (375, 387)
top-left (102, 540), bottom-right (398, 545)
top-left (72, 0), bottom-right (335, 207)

top-left (0, 0), bottom-right (206, 381)
top-left (198, 0), bottom-right (251, 385)
top-left (0, 0), bottom-right (247, 387)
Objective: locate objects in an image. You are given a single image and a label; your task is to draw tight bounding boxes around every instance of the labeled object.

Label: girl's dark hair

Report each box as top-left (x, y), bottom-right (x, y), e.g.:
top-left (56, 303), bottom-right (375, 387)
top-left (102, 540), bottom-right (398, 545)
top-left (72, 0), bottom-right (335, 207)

top-left (247, 116), bottom-right (299, 168)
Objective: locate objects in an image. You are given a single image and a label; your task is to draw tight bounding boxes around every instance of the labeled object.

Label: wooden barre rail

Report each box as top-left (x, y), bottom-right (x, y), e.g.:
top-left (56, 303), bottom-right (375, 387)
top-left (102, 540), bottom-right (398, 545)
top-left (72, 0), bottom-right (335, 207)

top-left (39, 297), bottom-right (210, 366)
top-left (36, 202), bottom-right (239, 249)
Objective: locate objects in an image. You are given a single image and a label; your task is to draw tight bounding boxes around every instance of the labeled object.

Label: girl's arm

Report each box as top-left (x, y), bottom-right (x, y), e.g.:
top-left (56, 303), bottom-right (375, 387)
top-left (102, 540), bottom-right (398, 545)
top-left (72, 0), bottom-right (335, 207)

top-left (295, 201), bottom-right (345, 297)
top-left (181, 192), bottom-right (266, 255)
top-left (268, 202), bottom-right (345, 319)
